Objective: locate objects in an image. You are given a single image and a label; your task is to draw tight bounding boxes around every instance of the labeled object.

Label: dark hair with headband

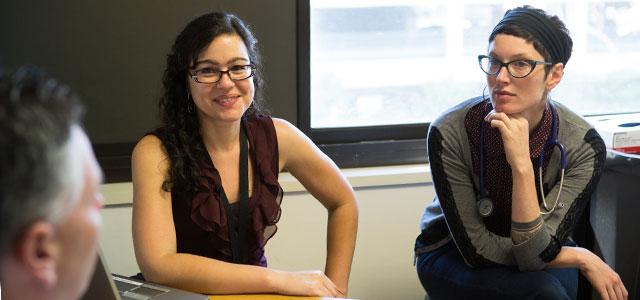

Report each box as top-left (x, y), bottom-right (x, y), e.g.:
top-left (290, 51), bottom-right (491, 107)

top-left (489, 6), bottom-right (573, 74)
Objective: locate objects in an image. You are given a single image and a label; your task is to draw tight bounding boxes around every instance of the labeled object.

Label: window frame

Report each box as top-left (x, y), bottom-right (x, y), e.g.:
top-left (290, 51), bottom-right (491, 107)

top-left (296, 0), bottom-right (429, 168)
top-left (94, 142), bottom-right (136, 183)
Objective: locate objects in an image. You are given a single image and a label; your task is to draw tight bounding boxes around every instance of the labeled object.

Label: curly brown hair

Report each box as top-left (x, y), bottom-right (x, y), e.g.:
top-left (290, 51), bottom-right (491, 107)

top-left (157, 12), bottom-right (266, 195)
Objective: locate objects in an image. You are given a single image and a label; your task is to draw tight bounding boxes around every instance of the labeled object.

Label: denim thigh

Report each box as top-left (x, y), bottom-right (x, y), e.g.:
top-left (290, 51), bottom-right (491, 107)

top-left (416, 241), bottom-right (578, 300)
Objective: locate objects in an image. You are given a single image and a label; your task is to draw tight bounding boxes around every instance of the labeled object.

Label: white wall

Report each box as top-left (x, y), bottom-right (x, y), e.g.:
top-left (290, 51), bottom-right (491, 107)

top-left (99, 165), bottom-right (433, 300)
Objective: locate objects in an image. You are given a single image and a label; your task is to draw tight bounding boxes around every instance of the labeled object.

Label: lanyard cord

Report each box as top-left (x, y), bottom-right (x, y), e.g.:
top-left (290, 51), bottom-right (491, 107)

top-left (219, 124), bottom-right (249, 264)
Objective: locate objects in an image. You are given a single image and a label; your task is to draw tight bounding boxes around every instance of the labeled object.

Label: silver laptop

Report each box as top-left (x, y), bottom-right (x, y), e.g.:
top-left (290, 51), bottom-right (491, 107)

top-left (82, 251), bottom-right (208, 300)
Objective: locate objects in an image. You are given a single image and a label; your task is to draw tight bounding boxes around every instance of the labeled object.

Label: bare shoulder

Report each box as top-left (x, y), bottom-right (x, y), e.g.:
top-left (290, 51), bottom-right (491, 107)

top-left (272, 117), bottom-right (305, 142)
top-left (271, 117), bottom-right (319, 171)
top-left (132, 134), bottom-right (170, 177)
top-left (133, 135), bottom-right (167, 161)
top-left (134, 134), bottom-right (163, 152)
top-left (272, 117), bottom-right (297, 133)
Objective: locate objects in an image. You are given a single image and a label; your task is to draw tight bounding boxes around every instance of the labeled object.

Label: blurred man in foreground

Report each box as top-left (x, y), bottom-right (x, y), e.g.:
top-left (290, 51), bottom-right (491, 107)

top-left (0, 65), bottom-right (104, 300)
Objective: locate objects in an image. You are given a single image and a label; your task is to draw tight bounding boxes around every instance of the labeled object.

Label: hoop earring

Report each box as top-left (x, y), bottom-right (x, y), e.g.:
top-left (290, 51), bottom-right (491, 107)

top-left (482, 85), bottom-right (489, 101)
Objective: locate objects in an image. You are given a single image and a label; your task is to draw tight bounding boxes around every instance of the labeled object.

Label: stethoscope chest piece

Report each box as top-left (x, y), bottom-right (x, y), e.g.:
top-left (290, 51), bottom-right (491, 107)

top-left (477, 197), bottom-right (494, 217)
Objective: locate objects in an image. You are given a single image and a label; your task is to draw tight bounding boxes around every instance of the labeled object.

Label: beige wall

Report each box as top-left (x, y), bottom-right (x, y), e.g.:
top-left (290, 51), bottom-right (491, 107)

top-left (99, 165), bottom-right (433, 300)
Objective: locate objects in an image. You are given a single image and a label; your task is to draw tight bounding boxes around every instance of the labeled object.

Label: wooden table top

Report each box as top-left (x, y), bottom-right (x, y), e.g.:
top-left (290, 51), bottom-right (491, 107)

top-left (209, 294), bottom-right (354, 300)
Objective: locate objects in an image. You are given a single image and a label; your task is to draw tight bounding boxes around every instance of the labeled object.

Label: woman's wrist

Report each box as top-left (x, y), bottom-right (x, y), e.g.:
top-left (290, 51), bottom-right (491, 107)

top-left (561, 246), bottom-right (593, 271)
top-left (265, 269), bottom-right (284, 294)
top-left (575, 247), bottom-right (598, 272)
top-left (511, 160), bottom-right (534, 175)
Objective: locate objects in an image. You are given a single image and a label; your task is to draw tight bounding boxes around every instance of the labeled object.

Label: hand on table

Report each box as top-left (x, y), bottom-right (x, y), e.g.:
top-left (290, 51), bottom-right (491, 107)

top-left (273, 270), bottom-right (343, 298)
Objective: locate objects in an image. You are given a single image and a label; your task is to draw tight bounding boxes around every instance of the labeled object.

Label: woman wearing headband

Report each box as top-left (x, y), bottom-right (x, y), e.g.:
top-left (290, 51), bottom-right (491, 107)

top-left (414, 6), bottom-right (627, 300)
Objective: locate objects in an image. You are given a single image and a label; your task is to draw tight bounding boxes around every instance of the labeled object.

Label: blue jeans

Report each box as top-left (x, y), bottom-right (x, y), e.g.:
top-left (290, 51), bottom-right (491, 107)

top-left (416, 241), bottom-right (578, 300)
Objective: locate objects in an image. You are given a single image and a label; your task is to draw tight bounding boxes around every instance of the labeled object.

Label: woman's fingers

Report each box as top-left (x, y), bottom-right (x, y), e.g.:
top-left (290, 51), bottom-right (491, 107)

top-left (308, 270), bottom-right (340, 297)
top-left (613, 275), bottom-right (628, 300)
top-left (605, 266), bottom-right (627, 300)
top-left (276, 269), bottom-right (341, 297)
top-left (485, 111), bottom-right (528, 140)
top-left (485, 112), bottom-right (510, 137)
top-left (321, 274), bottom-right (339, 297)
top-left (336, 286), bottom-right (347, 298)
top-left (585, 257), bottom-right (628, 300)
top-left (486, 111), bottom-right (528, 130)
top-left (621, 281), bottom-right (629, 299)
top-left (607, 284), bottom-right (618, 300)
top-left (484, 111), bottom-right (531, 167)
top-left (485, 110), bottom-right (508, 124)
top-left (613, 285), bottom-right (625, 300)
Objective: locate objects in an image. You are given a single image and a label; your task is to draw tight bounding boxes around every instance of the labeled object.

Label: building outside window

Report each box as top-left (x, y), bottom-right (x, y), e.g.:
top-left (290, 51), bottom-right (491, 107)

top-left (307, 0), bottom-right (640, 133)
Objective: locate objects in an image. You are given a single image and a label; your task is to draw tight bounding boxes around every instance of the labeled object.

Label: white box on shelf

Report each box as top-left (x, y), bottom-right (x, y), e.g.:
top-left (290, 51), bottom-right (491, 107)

top-left (587, 113), bottom-right (640, 154)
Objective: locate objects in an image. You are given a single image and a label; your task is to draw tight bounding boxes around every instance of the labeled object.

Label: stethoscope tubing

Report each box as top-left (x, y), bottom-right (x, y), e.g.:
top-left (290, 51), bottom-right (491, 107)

top-left (478, 103), bottom-right (567, 216)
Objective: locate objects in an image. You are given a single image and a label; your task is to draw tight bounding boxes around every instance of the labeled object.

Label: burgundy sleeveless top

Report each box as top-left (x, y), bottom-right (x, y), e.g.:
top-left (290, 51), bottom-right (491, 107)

top-left (153, 114), bottom-right (283, 266)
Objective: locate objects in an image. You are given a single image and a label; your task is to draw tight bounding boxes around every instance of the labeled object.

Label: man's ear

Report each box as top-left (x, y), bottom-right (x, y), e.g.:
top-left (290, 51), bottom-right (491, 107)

top-left (15, 221), bottom-right (60, 290)
top-left (545, 63), bottom-right (564, 92)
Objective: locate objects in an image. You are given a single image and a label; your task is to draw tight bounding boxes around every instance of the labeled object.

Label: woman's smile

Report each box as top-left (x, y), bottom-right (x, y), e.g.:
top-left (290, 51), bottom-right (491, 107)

top-left (214, 94), bottom-right (242, 107)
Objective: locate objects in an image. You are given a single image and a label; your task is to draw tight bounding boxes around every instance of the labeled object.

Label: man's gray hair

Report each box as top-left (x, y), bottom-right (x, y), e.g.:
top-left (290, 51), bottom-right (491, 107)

top-left (0, 65), bottom-right (85, 257)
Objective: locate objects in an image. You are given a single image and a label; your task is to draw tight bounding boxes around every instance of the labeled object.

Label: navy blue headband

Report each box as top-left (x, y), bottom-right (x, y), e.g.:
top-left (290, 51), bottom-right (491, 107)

top-left (491, 8), bottom-right (571, 66)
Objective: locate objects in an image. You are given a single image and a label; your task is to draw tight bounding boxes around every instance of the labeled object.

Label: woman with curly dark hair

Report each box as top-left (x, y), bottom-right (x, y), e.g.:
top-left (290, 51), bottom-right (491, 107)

top-left (131, 12), bottom-right (357, 297)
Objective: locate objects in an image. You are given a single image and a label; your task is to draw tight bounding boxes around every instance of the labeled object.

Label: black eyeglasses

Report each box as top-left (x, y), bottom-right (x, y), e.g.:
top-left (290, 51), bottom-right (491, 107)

top-left (189, 64), bottom-right (256, 84)
top-left (478, 55), bottom-right (551, 78)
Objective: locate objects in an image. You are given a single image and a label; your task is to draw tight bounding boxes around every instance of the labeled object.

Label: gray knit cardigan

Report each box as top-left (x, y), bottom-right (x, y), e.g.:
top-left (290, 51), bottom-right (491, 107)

top-left (416, 96), bottom-right (606, 271)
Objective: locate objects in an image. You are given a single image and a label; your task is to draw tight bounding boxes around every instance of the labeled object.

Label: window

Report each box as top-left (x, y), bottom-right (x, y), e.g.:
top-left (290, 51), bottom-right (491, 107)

top-left (298, 0), bottom-right (640, 167)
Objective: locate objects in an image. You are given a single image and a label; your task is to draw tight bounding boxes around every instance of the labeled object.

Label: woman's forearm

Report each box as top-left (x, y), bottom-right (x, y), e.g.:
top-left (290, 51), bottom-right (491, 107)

top-left (141, 252), bottom-right (277, 295)
top-left (546, 246), bottom-right (589, 269)
top-left (511, 162), bottom-right (541, 223)
top-left (324, 200), bottom-right (358, 295)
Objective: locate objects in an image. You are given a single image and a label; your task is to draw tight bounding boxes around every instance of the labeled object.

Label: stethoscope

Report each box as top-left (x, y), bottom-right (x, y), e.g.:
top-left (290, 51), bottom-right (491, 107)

top-left (477, 103), bottom-right (568, 217)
